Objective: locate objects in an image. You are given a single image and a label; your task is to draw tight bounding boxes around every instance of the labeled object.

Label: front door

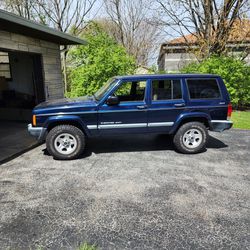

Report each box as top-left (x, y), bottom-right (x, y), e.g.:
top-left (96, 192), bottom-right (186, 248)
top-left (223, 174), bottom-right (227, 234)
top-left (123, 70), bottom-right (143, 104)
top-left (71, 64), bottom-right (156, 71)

top-left (98, 80), bottom-right (148, 134)
top-left (148, 78), bottom-right (185, 133)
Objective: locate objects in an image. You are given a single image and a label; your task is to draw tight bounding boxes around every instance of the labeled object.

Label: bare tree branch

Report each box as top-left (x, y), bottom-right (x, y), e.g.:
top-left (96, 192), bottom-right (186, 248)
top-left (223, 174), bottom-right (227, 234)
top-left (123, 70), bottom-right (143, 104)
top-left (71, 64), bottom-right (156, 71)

top-left (154, 0), bottom-right (249, 58)
top-left (103, 0), bottom-right (161, 65)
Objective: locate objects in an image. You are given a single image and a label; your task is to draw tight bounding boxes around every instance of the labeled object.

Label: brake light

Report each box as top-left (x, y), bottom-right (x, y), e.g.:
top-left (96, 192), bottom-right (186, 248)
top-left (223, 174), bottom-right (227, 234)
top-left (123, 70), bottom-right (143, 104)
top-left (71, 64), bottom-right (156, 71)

top-left (227, 103), bottom-right (233, 120)
top-left (32, 115), bottom-right (37, 126)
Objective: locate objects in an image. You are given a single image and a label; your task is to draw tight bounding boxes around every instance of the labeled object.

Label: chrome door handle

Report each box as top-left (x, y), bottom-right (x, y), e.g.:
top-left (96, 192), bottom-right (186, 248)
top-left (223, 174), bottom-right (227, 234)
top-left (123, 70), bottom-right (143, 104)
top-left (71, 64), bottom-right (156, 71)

top-left (174, 103), bottom-right (185, 107)
top-left (137, 105), bottom-right (147, 109)
top-left (219, 102), bottom-right (225, 105)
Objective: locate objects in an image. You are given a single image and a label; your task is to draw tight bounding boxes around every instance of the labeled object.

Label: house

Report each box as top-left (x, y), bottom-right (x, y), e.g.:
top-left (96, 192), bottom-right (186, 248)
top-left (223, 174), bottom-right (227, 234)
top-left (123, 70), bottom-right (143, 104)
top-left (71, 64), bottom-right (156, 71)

top-left (158, 19), bottom-right (250, 72)
top-left (135, 65), bottom-right (153, 75)
top-left (0, 9), bottom-right (86, 122)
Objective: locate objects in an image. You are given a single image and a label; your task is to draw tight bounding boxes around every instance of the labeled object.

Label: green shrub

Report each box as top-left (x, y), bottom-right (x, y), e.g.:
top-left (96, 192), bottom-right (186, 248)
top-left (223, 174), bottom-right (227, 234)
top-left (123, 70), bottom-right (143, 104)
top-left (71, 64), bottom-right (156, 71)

top-left (67, 24), bottom-right (136, 97)
top-left (181, 56), bottom-right (250, 108)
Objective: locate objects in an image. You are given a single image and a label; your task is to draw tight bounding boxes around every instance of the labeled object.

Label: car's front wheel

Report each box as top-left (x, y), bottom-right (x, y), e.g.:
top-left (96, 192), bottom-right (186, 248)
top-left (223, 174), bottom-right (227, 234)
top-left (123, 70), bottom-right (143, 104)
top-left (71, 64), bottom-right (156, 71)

top-left (173, 122), bottom-right (208, 154)
top-left (46, 125), bottom-right (85, 160)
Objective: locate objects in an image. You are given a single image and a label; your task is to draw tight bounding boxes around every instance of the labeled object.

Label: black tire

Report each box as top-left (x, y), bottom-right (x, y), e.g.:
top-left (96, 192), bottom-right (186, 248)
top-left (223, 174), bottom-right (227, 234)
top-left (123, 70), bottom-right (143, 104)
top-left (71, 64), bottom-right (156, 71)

top-left (46, 125), bottom-right (85, 160)
top-left (173, 122), bottom-right (208, 154)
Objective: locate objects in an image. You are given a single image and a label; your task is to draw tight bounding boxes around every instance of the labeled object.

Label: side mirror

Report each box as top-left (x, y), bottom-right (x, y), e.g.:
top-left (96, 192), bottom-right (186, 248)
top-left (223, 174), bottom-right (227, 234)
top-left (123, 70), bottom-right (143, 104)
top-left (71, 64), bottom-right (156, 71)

top-left (106, 95), bottom-right (120, 106)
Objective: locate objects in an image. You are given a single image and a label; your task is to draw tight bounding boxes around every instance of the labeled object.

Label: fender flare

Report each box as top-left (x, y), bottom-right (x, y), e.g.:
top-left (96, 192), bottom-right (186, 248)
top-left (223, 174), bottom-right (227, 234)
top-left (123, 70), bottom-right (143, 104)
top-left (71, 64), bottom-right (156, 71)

top-left (170, 112), bottom-right (212, 134)
top-left (44, 115), bottom-right (91, 136)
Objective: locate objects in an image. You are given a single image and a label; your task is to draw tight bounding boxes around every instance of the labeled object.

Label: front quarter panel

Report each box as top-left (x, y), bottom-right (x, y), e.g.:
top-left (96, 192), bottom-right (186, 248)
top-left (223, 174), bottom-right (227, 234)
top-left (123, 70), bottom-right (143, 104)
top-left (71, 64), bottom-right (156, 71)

top-left (44, 115), bottom-right (91, 136)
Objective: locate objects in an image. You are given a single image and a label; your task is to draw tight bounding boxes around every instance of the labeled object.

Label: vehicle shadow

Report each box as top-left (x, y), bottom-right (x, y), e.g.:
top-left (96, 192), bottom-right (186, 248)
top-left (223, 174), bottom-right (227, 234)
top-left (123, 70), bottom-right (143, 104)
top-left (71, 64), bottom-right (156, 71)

top-left (207, 135), bottom-right (228, 149)
top-left (43, 134), bottom-right (228, 159)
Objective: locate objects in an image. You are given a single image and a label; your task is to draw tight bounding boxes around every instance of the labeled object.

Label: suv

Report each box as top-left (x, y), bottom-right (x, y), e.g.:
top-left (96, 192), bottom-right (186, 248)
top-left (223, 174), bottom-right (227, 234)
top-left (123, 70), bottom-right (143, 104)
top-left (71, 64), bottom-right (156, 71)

top-left (28, 74), bottom-right (233, 160)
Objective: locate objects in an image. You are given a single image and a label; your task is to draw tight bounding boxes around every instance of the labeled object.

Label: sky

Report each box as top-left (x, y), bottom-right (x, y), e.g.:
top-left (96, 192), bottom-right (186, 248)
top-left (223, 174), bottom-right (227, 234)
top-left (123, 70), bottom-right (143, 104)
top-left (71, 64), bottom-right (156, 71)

top-left (84, 0), bottom-right (174, 66)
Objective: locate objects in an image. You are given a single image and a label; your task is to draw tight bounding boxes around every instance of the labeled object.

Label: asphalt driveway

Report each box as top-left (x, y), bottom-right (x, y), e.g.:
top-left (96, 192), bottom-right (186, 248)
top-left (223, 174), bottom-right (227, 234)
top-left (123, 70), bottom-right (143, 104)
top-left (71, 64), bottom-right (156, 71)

top-left (0, 129), bottom-right (249, 250)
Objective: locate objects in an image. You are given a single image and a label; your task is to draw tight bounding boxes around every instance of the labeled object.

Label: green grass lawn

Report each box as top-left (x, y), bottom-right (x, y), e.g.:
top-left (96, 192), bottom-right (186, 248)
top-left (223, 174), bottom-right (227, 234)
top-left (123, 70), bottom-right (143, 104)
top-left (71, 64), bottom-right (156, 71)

top-left (231, 111), bottom-right (250, 129)
top-left (36, 243), bottom-right (97, 250)
top-left (77, 243), bottom-right (97, 250)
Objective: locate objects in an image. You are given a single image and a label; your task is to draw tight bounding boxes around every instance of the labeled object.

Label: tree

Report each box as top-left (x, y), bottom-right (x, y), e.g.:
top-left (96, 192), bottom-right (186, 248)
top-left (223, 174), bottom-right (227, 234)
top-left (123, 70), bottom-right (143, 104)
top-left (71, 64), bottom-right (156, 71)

top-left (155, 0), bottom-right (250, 58)
top-left (103, 0), bottom-right (160, 65)
top-left (34, 0), bottom-right (98, 34)
top-left (67, 23), bottom-right (136, 97)
top-left (181, 56), bottom-right (250, 107)
top-left (0, 0), bottom-right (46, 23)
top-left (34, 0), bottom-right (98, 92)
top-left (0, 0), bottom-right (98, 32)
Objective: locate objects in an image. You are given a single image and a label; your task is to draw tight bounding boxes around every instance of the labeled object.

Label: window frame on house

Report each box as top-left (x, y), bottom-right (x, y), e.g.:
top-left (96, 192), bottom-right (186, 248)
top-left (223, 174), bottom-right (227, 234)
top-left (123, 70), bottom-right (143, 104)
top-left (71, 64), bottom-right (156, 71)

top-left (0, 52), bottom-right (12, 81)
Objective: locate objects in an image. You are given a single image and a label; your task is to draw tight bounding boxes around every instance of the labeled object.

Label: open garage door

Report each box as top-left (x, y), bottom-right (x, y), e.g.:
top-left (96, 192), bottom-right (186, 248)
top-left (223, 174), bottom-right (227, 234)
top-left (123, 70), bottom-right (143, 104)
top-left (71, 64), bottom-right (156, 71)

top-left (0, 50), bottom-right (45, 163)
top-left (0, 50), bottom-right (45, 122)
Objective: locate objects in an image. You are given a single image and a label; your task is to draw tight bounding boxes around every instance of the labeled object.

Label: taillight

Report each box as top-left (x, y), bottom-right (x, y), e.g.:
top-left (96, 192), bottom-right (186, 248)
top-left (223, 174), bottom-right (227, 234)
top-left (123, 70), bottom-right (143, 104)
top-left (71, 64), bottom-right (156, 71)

top-left (227, 103), bottom-right (233, 120)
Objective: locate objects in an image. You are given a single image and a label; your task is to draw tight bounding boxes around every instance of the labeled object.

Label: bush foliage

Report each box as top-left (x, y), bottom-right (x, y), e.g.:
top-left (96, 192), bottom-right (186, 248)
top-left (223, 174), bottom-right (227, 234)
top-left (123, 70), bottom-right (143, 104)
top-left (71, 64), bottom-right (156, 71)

top-left (181, 56), bottom-right (250, 107)
top-left (67, 24), bottom-right (136, 97)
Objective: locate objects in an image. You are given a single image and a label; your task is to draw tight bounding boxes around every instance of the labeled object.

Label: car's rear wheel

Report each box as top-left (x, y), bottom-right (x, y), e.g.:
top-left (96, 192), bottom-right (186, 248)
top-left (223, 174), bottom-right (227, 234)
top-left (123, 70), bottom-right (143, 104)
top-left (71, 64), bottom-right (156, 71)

top-left (46, 125), bottom-right (85, 160)
top-left (173, 122), bottom-right (208, 154)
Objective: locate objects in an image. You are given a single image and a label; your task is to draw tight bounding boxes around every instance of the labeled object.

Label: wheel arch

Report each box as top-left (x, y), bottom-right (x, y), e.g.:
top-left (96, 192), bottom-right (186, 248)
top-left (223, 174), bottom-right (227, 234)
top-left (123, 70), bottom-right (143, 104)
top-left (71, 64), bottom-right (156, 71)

top-left (171, 112), bottom-right (212, 134)
top-left (45, 115), bottom-right (90, 136)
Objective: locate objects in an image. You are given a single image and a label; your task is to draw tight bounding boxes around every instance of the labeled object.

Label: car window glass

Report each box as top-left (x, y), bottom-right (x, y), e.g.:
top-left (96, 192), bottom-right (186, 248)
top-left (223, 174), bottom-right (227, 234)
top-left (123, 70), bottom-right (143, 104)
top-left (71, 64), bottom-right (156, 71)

top-left (152, 79), bottom-right (182, 101)
top-left (113, 81), bottom-right (146, 102)
top-left (94, 78), bottom-right (117, 100)
top-left (187, 79), bottom-right (221, 99)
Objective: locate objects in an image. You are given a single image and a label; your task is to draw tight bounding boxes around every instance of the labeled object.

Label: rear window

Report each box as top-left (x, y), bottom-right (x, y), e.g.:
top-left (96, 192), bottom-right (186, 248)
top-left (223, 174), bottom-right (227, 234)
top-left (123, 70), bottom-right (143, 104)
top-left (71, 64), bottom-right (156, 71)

top-left (187, 79), bottom-right (221, 99)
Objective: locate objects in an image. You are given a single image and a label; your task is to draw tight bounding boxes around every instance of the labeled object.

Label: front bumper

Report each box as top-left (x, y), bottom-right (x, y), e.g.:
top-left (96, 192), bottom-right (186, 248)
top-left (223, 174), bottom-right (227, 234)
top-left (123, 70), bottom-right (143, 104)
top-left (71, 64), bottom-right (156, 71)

top-left (28, 124), bottom-right (47, 141)
top-left (210, 120), bottom-right (233, 132)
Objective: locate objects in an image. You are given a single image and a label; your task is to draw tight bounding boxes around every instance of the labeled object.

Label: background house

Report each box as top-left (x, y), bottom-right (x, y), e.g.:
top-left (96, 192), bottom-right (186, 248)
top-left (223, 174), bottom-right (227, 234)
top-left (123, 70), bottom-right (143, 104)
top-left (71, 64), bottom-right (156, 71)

top-left (158, 20), bottom-right (250, 72)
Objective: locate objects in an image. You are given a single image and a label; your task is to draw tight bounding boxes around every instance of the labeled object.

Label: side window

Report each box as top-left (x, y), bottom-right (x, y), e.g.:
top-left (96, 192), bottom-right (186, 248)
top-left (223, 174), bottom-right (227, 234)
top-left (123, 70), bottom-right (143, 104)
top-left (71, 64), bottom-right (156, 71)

top-left (187, 79), bottom-right (221, 99)
top-left (113, 81), bottom-right (146, 102)
top-left (0, 52), bottom-right (12, 80)
top-left (152, 79), bottom-right (182, 101)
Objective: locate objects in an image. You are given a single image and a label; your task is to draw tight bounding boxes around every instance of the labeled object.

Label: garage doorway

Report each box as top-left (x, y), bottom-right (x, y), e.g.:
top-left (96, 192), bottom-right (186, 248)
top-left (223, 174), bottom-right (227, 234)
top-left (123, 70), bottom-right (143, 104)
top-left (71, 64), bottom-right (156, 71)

top-left (0, 50), bottom-right (45, 163)
top-left (0, 50), bottom-right (45, 121)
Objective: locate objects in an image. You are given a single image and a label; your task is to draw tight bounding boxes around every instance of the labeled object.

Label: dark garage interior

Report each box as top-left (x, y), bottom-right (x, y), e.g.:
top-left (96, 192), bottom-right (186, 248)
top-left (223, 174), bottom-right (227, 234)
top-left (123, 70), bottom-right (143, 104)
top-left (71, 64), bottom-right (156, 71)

top-left (0, 50), bottom-right (45, 162)
top-left (0, 50), bottom-right (45, 121)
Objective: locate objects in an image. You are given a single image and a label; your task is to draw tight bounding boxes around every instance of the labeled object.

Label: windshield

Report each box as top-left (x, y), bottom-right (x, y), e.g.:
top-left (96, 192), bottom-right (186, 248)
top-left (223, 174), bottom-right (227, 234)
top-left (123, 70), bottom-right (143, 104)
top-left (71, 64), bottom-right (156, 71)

top-left (94, 78), bottom-right (118, 101)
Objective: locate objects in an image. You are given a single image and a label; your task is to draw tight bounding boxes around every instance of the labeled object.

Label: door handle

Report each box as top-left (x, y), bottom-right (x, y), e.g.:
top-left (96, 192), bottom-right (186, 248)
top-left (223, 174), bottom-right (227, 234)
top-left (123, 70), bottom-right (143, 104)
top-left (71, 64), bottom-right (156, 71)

top-left (137, 105), bottom-right (147, 109)
top-left (174, 103), bottom-right (185, 107)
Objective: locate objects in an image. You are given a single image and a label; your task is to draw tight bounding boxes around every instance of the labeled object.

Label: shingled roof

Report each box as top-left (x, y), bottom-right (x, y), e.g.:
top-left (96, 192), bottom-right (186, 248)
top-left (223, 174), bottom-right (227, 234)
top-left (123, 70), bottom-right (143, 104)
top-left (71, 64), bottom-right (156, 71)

top-left (165, 19), bottom-right (250, 46)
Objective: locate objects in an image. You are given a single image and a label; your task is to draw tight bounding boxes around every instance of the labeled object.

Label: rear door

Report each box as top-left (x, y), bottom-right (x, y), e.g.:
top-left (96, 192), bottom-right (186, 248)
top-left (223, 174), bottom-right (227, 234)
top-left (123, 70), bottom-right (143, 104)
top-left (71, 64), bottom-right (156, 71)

top-left (148, 77), bottom-right (185, 133)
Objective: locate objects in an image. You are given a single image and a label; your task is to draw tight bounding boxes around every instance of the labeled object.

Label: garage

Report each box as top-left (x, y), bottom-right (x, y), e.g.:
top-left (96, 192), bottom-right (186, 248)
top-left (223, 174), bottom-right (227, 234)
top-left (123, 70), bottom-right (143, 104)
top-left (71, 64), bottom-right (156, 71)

top-left (0, 9), bottom-right (86, 163)
top-left (0, 50), bottom-right (44, 121)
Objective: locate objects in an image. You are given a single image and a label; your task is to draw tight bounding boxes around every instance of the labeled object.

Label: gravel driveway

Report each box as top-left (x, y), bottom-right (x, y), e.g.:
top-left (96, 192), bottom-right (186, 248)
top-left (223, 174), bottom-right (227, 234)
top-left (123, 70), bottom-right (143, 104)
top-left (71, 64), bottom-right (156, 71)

top-left (0, 129), bottom-right (249, 250)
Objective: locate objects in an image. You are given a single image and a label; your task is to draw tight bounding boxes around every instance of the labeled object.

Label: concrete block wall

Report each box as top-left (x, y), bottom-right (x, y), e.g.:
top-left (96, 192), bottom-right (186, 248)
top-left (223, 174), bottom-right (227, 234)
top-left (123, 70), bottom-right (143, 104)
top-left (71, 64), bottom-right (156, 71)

top-left (0, 30), bottom-right (64, 100)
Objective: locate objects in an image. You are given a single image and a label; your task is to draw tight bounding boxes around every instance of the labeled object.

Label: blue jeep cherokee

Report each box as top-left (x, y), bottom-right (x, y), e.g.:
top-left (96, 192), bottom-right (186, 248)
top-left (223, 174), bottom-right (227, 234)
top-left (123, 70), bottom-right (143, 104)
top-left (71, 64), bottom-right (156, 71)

top-left (28, 74), bottom-right (233, 159)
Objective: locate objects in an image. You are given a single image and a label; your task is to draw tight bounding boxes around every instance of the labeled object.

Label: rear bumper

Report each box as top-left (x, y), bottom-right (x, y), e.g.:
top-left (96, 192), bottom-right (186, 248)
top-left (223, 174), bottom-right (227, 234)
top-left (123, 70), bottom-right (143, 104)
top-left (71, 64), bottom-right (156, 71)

top-left (210, 120), bottom-right (233, 132)
top-left (28, 124), bottom-right (47, 141)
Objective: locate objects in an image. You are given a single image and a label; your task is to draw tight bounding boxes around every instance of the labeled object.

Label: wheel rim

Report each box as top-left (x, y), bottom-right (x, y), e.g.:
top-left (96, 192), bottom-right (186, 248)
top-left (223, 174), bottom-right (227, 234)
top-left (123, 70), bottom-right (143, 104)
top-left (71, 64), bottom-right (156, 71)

top-left (182, 129), bottom-right (203, 149)
top-left (54, 133), bottom-right (77, 155)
